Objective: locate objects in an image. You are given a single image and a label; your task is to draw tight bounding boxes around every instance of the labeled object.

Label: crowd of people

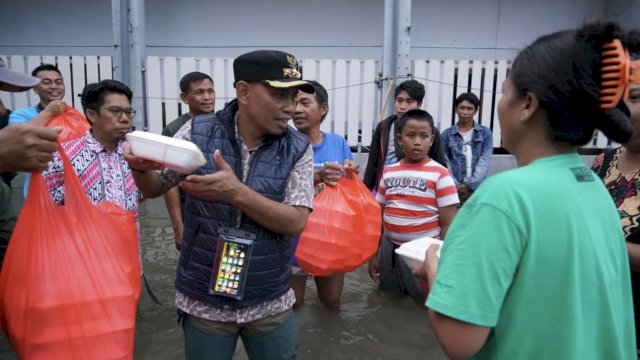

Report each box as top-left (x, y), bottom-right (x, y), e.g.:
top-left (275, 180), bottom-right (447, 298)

top-left (0, 21), bottom-right (638, 359)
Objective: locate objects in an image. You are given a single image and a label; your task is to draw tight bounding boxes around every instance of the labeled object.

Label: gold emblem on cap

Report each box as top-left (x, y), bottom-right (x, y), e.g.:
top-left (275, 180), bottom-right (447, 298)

top-left (283, 68), bottom-right (302, 79)
top-left (286, 55), bottom-right (298, 68)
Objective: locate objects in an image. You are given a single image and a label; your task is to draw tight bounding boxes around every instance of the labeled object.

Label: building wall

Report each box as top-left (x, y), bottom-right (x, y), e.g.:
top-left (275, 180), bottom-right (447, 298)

top-left (1, 0), bottom-right (635, 61)
top-left (410, 0), bottom-right (609, 60)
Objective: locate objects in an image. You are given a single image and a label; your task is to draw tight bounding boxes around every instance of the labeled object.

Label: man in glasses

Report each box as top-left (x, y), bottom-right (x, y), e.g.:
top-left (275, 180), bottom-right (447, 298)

top-left (42, 80), bottom-right (142, 225)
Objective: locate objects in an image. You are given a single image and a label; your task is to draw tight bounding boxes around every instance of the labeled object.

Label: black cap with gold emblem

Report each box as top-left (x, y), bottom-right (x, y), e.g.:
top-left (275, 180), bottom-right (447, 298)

top-left (233, 50), bottom-right (314, 93)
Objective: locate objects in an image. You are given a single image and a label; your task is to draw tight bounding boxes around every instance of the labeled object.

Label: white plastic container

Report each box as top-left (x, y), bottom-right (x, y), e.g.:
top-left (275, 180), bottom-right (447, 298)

top-left (126, 131), bottom-right (207, 174)
top-left (394, 237), bottom-right (443, 270)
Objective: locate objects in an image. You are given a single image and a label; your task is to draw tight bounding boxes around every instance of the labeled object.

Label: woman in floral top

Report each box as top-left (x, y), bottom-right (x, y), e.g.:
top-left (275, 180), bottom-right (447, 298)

top-left (591, 29), bottom-right (640, 356)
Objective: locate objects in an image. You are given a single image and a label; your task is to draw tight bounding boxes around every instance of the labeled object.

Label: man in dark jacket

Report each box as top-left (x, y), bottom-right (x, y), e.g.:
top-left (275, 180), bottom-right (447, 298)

top-left (363, 79), bottom-right (446, 191)
top-left (124, 50), bottom-right (314, 360)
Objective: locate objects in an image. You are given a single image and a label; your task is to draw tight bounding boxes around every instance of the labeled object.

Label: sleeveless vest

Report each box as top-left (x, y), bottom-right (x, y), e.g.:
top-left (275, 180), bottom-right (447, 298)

top-left (175, 100), bottom-right (310, 309)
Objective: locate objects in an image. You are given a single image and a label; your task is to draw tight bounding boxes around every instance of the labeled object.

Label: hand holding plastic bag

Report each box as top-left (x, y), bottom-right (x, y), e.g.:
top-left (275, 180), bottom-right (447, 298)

top-left (295, 172), bottom-right (381, 276)
top-left (47, 106), bottom-right (91, 142)
top-left (0, 146), bottom-right (141, 360)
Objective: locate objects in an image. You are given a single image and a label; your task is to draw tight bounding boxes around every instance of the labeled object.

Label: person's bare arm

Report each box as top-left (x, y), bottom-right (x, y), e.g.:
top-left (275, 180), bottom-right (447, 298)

top-left (163, 186), bottom-right (183, 250)
top-left (627, 242), bottom-right (640, 272)
top-left (427, 310), bottom-right (491, 360)
top-left (438, 204), bottom-right (458, 239)
top-left (30, 100), bottom-right (67, 126)
top-left (414, 245), bottom-right (491, 359)
top-left (180, 150), bottom-right (310, 237)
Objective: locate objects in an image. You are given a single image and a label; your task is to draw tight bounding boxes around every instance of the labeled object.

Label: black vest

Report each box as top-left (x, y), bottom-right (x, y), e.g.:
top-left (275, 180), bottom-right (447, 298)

top-left (175, 100), bottom-right (310, 309)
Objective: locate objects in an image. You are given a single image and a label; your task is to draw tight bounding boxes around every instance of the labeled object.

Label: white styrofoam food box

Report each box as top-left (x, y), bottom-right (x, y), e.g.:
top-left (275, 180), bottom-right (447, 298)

top-left (394, 236), bottom-right (443, 270)
top-left (126, 131), bottom-right (207, 174)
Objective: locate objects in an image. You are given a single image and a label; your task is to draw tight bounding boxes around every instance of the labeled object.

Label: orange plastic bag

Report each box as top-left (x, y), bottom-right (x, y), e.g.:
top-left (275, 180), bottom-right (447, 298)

top-left (47, 106), bottom-right (91, 142)
top-left (0, 146), bottom-right (141, 360)
top-left (295, 173), bottom-right (381, 276)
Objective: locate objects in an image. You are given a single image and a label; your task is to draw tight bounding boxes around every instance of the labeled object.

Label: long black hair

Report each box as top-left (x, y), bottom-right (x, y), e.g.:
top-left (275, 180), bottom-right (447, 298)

top-left (509, 22), bottom-right (633, 145)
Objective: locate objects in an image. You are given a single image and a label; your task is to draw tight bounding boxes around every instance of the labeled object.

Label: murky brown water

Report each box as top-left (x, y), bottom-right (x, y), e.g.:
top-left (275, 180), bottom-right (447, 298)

top-left (1, 178), bottom-right (445, 360)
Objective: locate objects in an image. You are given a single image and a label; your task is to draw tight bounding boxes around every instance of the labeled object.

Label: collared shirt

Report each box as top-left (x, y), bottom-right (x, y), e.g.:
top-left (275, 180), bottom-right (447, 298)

top-left (167, 116), bottom-right (314, 323)
top-left (42, 131), bottom-right (142, 221)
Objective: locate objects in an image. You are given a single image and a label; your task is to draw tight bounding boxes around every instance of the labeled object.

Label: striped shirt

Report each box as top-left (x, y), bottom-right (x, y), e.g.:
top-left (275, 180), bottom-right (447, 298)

top-left (375, 159), bottom-right (459, 244)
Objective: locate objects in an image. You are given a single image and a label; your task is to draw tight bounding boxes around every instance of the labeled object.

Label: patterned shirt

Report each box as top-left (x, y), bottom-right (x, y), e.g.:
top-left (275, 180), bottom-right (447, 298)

top-left (42, 131), bottom-right (141, 220)
top-left (166, 117), bottom-right (314, 323)
top-left (376, 158), bottom-right (459, 244)
top-left (592, 147), bottom-right (640, 242)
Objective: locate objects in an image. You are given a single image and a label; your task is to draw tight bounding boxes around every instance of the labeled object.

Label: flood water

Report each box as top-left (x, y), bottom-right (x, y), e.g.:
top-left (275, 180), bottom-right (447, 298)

top-left (1, 181), bottom-right (446, 360)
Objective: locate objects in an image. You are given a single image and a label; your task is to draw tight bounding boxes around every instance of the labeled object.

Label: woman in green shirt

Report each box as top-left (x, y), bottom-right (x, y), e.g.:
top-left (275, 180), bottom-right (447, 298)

top-left (415, 22), bottom-right (638, 359)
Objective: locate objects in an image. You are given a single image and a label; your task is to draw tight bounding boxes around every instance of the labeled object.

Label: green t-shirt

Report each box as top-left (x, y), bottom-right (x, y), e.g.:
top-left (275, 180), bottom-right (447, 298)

top-left (426, 153), bottom-right (635, 359)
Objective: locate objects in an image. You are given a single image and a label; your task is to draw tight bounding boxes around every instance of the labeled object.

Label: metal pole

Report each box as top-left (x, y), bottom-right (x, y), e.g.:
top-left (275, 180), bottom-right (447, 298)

top-left (395, 0), bottom-right (412, 81)
top-left (129, 0), bottom-right (146, 130)
top-left (110, 0), bottom-right (124, 81)
top-left (381, 0), bottom-right (396, 120)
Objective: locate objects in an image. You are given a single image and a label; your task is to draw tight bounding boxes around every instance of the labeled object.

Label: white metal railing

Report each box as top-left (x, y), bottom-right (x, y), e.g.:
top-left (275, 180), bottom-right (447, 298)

top-left (0, 55), bottom-right (615, 150)
top-left (0, 55), bottom-right (113, 114)
top-left (145, 56), bottom-right (379, 147)
top-left (413, 59), bottom-right (510, 148)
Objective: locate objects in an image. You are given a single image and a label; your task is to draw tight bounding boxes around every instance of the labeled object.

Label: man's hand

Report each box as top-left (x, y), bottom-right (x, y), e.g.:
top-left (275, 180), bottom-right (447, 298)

top-left (180, 149), bottom-right (244, 202)
top-left (30, 100), bottom-right (68, 127)
top-left (368, 256), bottom-right (381, 284)
top-left (412, 244), bottom-right (441, 294)
top-left (42, 100), bottom-right (67, 119)
top-left (0, 124), bottom-right (61, 172)
top-left (315, 162), bottom-right (343, 186)
top-left (123, 143), bottom-right (165, 171)
top-left (457, 184), bottom-right (471, 202)
top-left (343, 159), bottom-right (360, 174)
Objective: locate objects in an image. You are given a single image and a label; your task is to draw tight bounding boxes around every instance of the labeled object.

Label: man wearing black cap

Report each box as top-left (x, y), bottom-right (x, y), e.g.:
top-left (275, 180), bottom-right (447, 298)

top-left (0, 58), bottom-right (61, 266)
top-left (124, 50), bottom-right (314, 359)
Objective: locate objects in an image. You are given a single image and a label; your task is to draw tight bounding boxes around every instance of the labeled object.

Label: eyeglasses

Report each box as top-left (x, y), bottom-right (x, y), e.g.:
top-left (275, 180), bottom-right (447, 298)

top-left (105, 106), bottom-right (136, 119)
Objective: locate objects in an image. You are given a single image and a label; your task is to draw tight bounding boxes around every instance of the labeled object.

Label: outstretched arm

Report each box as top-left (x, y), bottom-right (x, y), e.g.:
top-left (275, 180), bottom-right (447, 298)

top-left (180, 149), bottom-right (312, 237)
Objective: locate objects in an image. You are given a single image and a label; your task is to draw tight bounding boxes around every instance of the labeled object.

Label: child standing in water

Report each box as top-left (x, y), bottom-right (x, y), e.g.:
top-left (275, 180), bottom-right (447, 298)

top-left (372, 109), bottom-right (458, 303)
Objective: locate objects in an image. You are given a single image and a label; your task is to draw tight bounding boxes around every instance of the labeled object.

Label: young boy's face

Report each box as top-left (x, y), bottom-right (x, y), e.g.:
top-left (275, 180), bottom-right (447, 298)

top-left (397, 118), bottom-right (433, 164)
top-left (395, 90), bottom-right (421, 117)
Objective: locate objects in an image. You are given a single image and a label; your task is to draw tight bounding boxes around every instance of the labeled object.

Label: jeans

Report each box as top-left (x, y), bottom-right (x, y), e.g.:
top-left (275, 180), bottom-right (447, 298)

top-left (182, 309), bottom-right (297, 360)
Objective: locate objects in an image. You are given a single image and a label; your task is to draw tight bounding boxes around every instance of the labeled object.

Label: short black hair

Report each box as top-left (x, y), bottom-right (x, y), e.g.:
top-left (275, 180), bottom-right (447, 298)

top-left (179, 72), bottom-right (213, 93)
top-left (397, 109), bottom-right (435, 134)
top-left (395, 79), bottom-right (425, 103)
top-left (81, 79), bottom-right (133, 115)
top-left (509, 21), bottom-right (632, 145)
top-left (454, 92), bottom-right (480, 110)
top-left (306, 80), bottom-right (329, 122)
top-left (31, 64), bottom-right (62, 78)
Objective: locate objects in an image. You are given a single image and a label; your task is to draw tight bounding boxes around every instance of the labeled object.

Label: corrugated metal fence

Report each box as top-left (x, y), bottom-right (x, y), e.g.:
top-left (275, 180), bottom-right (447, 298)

top-left (0, 55), bottom-right (615, 150)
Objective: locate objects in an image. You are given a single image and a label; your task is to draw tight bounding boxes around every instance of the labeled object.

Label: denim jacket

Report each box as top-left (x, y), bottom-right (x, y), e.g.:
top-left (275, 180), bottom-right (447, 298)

top-left (442, 122), bottom-right (493, 191)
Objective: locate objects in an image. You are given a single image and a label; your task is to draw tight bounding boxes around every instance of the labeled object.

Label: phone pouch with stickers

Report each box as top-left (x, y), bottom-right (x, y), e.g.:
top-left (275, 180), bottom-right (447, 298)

top-left (208, 228), bottom-right (255, 300)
